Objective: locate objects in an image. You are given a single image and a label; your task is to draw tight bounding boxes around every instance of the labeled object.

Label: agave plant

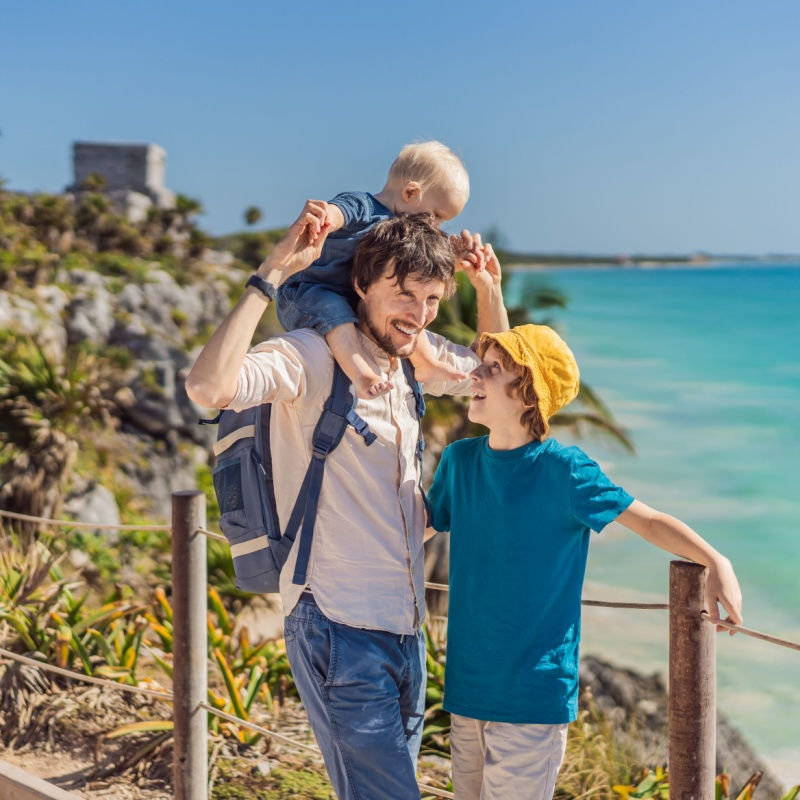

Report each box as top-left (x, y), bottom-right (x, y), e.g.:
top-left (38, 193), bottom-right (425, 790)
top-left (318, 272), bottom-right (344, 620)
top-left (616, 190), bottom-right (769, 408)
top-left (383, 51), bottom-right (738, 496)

top-left (0, 528), bottom-right (73, 655)
top-left (0, 333), bottom-right (126, 521)
top-left (142, 585), bottom-right (293, 747)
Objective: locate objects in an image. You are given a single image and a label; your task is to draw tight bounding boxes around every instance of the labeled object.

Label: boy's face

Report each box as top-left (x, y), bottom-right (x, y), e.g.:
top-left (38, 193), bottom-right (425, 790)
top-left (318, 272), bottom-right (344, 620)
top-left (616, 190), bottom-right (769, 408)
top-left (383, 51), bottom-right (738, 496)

top-left (396, 181), bottom-right (466, 223)
top-left (355, 265), bottom-right (446, 358)
top-left (468, 344), bottom-right (528, 430)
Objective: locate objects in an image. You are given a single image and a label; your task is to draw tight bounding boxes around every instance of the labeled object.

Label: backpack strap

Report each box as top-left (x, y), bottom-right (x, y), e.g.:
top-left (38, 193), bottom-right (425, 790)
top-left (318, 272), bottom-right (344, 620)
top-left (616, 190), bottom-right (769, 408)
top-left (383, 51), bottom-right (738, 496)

top-left (288, 362), bottom-right (375, 585)
top-left (400, 359), bottom-right (432, 526)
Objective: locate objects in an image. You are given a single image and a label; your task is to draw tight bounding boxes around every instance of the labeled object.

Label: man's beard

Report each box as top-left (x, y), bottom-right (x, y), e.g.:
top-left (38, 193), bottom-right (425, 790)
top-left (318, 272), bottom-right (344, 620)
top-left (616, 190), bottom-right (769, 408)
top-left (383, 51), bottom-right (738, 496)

top-left (360, 304), bottom-right (419, 358)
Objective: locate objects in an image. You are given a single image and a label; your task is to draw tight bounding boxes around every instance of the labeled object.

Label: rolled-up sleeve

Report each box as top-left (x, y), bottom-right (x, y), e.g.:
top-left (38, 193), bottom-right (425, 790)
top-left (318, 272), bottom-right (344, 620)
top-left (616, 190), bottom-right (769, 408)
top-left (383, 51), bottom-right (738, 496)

top-left (329, 191), bottom-right (372, 231)
top-left (421, 331), bottom-right (479, 397)
top-left (227, 330), bottom-right (324, 411)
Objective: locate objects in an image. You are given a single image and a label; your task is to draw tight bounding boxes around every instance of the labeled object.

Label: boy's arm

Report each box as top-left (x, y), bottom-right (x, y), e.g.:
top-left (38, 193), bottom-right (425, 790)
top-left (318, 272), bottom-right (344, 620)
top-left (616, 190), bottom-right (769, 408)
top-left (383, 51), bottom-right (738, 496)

top-left (616, 499), bottom-right (743, 632)
top-left (185, 200), bottom-right (330, 409)
top-left (452, 231), bottom-right (510, 336)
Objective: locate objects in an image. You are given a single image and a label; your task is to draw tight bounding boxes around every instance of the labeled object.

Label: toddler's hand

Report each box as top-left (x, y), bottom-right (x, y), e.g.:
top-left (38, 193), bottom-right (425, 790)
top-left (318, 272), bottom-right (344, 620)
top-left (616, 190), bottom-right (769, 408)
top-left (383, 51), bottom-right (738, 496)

top-left (451, 230), bottom-right (486, 273)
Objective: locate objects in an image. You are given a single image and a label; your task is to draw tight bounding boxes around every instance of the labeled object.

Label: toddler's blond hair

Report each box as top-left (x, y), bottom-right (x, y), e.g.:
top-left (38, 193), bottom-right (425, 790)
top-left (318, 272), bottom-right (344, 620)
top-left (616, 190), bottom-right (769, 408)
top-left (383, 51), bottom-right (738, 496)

top-left (387, 141), bottom-right (469, 202)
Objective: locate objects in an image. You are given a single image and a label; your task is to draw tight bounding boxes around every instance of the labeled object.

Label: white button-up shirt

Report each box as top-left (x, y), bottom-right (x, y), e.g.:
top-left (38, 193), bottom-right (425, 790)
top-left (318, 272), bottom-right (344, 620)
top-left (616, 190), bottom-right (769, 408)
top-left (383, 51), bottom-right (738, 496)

top-left (228, 328), bottom-right (478, 634)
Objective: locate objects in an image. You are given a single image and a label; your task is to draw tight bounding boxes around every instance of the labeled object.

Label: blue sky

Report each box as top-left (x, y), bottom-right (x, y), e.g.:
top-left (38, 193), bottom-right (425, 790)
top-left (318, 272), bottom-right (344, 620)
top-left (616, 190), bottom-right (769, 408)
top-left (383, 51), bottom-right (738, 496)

top-left (2, 1), bottom-right (799, 254)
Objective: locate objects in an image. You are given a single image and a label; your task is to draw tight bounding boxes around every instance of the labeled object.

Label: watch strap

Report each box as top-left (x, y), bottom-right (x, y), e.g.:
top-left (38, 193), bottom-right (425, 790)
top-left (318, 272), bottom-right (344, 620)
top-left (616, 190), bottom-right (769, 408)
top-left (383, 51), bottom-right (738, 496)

top-left (246, 274), bottom-right (277, 301)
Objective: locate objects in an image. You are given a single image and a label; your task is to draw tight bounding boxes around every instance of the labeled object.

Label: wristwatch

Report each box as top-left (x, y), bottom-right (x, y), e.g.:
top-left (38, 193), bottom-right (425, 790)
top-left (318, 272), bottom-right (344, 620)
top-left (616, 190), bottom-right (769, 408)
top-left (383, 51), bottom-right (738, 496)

top-left (246, 274), bottom-right (278, 301)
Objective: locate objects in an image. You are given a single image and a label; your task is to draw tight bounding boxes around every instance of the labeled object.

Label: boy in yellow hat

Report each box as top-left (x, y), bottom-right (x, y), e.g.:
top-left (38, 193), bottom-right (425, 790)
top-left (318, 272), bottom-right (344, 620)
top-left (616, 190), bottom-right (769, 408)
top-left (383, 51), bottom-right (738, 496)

top-left (426, 324), bottom-right (744, 800)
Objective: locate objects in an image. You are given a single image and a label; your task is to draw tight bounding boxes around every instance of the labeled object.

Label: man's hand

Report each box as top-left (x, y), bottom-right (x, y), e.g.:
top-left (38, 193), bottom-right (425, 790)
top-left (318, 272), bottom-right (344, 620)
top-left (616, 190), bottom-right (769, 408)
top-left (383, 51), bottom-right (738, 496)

top-left (257, 199), bottom-right (331, 283)
top-left (451, 230), bottom-right (502, 292)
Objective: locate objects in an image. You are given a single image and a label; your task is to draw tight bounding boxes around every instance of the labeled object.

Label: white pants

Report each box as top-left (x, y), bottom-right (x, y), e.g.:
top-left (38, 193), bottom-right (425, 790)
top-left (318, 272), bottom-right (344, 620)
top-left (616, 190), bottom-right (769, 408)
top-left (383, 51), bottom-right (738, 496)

top-left (450, 714), bottom-right (568, 800)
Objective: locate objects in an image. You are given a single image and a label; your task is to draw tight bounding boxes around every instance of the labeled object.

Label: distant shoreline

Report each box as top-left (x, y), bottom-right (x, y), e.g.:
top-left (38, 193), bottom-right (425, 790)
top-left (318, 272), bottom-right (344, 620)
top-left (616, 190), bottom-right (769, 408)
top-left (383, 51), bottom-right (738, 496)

top-left (505, 257), bottom-right (800, 271)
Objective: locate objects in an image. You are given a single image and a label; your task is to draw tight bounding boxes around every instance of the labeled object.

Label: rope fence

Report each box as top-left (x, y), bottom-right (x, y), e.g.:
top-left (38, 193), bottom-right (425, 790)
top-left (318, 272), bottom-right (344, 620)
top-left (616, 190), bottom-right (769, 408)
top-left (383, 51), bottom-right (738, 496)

top-left (0, 646), bottom-right (173, 703)
top-left (1, 498), bottom-right (798, 800)
top-left (426, 581), bottom-right (800, 649)
top-left (4, 505), bottom-right (792, 649)
top-left (0, 507), bottom-right (171, 531)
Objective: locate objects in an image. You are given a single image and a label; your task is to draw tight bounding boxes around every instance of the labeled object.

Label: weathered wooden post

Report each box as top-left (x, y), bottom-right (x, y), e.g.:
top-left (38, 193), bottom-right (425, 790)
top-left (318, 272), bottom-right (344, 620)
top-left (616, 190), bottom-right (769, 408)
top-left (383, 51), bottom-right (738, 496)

top-left (171, 491), bottom-right (207, 800)
top-left (669, 560), bottom-right (716, 799)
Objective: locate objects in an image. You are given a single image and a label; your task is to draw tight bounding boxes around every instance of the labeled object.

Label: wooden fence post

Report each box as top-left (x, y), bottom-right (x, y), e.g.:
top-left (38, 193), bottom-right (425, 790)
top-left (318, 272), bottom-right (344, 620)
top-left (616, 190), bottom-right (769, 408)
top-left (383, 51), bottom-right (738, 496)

top-left (669, 560), bottom-right (716, 799)
top-left (171, 491), bottom-right (207, 800)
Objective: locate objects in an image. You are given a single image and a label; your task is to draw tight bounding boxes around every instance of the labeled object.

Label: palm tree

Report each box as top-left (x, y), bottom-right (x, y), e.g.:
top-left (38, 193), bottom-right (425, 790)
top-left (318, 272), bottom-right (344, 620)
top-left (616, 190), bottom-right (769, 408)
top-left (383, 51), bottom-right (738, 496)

top-left (244, 205), bottom-right (262, 227)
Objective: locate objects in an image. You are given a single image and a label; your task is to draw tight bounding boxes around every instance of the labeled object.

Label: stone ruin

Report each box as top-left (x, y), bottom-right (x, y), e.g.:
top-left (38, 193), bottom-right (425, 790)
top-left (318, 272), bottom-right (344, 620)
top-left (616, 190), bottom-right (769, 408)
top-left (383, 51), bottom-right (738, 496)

top-left (67, 141), bottom-right (176, 222)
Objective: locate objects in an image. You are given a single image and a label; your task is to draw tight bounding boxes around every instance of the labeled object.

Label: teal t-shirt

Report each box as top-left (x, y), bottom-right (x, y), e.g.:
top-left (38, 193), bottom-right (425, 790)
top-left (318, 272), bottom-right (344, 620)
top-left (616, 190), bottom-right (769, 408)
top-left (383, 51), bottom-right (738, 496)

top-left (427, 436), bottom-right (634, 724)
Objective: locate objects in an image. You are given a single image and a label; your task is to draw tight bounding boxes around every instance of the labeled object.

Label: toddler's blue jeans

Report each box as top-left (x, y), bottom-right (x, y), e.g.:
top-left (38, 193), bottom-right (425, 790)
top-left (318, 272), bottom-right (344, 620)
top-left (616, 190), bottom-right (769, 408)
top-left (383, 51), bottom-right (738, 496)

top-left (284, 592), bottom-right (427, 800)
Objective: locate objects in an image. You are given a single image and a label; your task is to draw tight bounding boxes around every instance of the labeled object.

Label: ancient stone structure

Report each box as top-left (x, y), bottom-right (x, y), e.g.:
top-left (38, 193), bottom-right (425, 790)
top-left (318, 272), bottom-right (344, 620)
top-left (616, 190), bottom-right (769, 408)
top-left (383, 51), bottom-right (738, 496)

top-left (67, 141), bottom-right (175, 222)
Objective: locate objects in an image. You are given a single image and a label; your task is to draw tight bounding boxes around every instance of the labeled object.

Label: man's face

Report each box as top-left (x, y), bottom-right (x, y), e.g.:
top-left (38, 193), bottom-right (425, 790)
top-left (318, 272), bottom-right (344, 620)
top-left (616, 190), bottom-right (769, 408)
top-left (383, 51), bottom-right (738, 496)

top-left (355, 267), bottom-right (446, 358)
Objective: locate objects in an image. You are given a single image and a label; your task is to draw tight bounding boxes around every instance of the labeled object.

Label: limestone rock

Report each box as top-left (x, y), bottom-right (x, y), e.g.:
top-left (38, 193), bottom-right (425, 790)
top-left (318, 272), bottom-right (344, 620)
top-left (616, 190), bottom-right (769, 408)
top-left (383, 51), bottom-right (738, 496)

top-left (63, 482), bottom-right (121, 541)
top-left (65, 286), bottom-right (115, 345)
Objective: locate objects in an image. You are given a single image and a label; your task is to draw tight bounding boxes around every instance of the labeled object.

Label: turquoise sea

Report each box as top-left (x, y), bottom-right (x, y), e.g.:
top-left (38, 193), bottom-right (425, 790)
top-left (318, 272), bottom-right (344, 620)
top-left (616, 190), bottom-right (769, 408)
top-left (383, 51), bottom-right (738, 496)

top-left (507, 263), bottom-right (800, 786)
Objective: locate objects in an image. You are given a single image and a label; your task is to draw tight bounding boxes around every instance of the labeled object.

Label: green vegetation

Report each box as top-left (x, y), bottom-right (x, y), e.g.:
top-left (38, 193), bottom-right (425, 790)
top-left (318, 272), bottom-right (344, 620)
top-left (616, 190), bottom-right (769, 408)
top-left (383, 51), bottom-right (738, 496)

top-left (214, 227), bottom-right (286, 271)
top-left (0, 332), bottom-right (127, 520)
top-left (0, 182), bottom-right (211, 290)
top-left (613, 768), bottom-right (800, 799)
top-left (212, 759), bottom-right (333, 800)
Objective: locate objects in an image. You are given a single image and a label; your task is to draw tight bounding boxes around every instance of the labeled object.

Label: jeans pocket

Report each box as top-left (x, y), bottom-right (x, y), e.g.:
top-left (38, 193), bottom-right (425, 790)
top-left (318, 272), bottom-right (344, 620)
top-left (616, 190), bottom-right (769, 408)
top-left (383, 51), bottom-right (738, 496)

top-left (283, 614), bottom-right (299, 643)
top-left (309, 614), bottom-right (337, 688)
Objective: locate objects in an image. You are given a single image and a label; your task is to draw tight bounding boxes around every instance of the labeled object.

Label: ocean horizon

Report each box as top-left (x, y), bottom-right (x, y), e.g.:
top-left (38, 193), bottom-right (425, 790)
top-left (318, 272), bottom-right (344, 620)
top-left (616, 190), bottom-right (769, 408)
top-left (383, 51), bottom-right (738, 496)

top-left (506, 262), bottom-right (800, 787)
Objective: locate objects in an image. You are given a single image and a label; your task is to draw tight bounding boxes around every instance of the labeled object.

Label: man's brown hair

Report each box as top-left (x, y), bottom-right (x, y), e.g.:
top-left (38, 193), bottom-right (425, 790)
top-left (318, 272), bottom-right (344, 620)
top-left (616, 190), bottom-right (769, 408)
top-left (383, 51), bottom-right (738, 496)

top-left (352, 214), bottom-right (456, 297)
top-left (477, 338), bottom-right (548, 441)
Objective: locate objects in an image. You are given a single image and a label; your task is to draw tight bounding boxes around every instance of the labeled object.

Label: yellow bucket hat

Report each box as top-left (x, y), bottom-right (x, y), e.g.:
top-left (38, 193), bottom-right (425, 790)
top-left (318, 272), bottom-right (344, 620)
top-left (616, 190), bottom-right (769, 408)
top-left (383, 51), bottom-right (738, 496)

top-left (480, 324), bottom-right (580, 434)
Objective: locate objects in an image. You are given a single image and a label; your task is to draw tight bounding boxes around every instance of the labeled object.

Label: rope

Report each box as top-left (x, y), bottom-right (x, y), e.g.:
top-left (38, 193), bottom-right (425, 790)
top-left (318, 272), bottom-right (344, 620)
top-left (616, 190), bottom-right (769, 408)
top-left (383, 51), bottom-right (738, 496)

top-left (426, 581), bottom-right (800, 649)
top-left (199, 702), bottom-right (320, 754)
top-left (0, 508), bottom-right (170, 532)
top-left (701, 613), bottom-right (800, 652)
top-left (0, 646), bottom-right (173, 702)
top-left (419, 784), bottom-right (454, 799)
top-left (196, 527), bottom-right (227, 542)
top-left (582, 599), bottom-right (668, 609)
top-left (427, 581), bottom-right (668, 610)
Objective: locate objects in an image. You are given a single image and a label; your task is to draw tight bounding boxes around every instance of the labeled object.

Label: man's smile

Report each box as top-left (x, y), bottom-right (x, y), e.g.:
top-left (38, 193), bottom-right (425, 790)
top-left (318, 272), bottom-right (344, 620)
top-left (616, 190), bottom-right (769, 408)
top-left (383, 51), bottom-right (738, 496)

top-left (392, 321), bottom-right (419, 338)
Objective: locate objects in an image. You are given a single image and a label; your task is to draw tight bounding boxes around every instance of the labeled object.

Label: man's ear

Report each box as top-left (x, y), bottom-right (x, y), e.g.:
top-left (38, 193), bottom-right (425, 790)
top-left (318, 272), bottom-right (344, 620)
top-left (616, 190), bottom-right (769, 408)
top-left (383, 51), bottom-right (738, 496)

top-left (402, 181), bottom-right (422, 203)
top-left (353, 279), bottom-right (367, 300)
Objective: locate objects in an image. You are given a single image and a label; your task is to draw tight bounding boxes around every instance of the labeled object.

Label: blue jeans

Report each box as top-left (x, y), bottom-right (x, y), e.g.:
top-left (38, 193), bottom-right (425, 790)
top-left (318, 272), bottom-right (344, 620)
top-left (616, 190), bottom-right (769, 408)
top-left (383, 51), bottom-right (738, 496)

top-left (276, 279), bottom-right (359, 336)
top-left (284, 593), bottom-right (426, 800)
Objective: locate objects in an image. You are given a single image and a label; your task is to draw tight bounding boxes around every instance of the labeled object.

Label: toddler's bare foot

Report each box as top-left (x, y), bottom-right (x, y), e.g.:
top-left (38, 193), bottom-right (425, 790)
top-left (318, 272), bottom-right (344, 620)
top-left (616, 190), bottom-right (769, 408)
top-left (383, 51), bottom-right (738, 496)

top-left (325, 325), bottom-right (393, 399)
top-left (351, 371), bottom-right (393, 399)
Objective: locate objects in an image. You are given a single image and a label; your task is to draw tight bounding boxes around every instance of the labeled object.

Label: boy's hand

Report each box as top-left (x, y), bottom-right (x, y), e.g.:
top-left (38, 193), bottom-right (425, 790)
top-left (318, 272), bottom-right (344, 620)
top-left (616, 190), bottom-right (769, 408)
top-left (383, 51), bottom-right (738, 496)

top-left (257, 199), bottom-right (331, 282)
top-left (704, 557), bottom-right (743, 634)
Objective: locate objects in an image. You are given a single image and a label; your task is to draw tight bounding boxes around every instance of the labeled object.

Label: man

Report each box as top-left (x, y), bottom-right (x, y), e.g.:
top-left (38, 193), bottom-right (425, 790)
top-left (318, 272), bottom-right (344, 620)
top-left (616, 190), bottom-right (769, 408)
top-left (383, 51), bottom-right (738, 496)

top-left (186, 200), bottom-right (509, 799)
